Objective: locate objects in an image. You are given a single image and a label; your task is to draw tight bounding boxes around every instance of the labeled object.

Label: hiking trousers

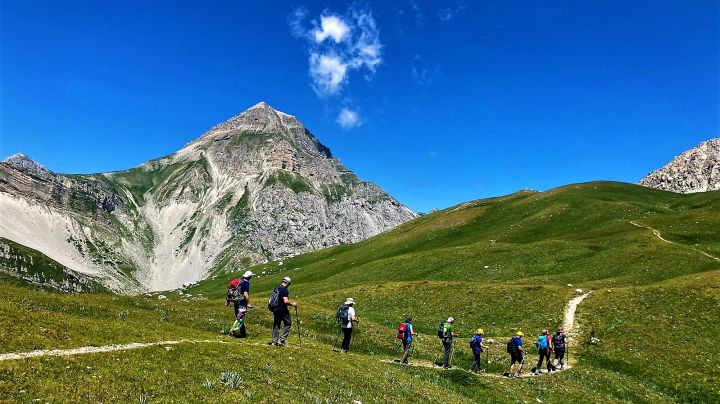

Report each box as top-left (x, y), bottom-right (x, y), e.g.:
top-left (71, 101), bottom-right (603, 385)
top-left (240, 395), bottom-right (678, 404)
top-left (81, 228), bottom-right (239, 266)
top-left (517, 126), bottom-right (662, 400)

top-left (341, 327), bottom-right (353, 351)
top-left (442, 341), bottom-right (453, 367)
top-left (234, 302), bottom-right (248, 338)
top-left (537, 348), bottom-right (551, 370)
top-left (272, 311), bottom-right (292, 343)
top-left (471, 352), bottom-right (482, 371)
top-left (554, 348), bottom-right (566, 367)
top-left (401, 340), bottom-right (413, 363)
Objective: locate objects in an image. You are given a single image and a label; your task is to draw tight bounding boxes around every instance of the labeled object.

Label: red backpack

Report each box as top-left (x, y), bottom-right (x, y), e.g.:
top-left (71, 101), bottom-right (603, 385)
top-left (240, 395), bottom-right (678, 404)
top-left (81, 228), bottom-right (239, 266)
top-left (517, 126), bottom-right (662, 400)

top-left (226, 278), bottom-right (241, 304)
top-left (396, 323), bottom-right (408, 340)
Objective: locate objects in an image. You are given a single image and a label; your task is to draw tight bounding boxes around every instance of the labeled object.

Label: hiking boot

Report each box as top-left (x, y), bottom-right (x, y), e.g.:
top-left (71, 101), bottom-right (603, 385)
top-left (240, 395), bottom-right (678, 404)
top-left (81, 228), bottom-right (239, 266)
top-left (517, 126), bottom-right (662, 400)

top-left (277, 341), bottom-right (286, 347)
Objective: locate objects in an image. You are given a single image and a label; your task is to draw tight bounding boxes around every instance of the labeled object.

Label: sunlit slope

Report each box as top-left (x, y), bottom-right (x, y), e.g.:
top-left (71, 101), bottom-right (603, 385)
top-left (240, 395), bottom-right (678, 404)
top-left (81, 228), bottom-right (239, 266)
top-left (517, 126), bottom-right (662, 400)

top-left (195, 181), bottom-right (720, 298)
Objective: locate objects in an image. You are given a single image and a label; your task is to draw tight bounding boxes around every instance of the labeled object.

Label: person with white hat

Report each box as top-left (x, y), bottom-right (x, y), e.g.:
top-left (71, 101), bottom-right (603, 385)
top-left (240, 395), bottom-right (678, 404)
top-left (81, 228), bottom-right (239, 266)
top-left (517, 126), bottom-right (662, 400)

top-left (226, 270), bottom-right (255, 338)
top-left (440, 317), bottom-right (458, 368)
top-left (269, 276), bottom-right (298, 347)
top-left (337, 298), bottom-right (360, 353)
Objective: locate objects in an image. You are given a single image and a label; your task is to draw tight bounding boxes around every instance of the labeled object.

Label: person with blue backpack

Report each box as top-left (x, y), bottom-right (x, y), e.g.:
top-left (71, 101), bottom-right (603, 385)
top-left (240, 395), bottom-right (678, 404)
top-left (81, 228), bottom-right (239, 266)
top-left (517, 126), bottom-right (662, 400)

top-left (469, 328), bottom-right (488, 373)
top-left (533, 329), bottom-right (553, 374)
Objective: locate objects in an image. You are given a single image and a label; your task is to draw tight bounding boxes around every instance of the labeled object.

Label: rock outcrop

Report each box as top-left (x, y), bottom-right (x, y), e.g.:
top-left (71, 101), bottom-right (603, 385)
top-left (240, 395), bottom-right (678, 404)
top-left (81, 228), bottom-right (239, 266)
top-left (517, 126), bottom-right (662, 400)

top-left (640, 138), bottom-right (720, 193)
top-left (0, 102), bottom-right (416, 292)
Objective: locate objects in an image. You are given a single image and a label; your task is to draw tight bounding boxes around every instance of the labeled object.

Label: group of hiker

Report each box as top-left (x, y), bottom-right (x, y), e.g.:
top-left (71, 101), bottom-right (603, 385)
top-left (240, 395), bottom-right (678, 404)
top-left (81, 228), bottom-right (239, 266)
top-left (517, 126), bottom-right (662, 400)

top-left (225, 274), bottom-right (568, 377)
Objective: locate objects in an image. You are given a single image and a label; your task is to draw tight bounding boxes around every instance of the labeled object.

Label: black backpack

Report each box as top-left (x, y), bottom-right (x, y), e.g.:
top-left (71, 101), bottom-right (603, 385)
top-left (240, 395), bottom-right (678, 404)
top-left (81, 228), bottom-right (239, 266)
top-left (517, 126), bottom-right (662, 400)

top-left (437, 322), bottom-right (446, 339)
top-left (553, 333), bottom-right (566, 349)
top-left (336, 304), bottom-right (350, 326)
top-left (267, 287), bottom-right (280, 312)
top-left (507, 338), bottom-right (518, 354)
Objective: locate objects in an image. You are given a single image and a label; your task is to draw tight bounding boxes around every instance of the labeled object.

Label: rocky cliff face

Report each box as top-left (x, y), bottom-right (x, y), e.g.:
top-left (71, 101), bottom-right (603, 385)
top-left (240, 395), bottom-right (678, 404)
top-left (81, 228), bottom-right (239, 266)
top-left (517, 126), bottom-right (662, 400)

top-left (640, 138), bottom-right (720, 193)
top-left (0, 102), bottom-right (416, 292)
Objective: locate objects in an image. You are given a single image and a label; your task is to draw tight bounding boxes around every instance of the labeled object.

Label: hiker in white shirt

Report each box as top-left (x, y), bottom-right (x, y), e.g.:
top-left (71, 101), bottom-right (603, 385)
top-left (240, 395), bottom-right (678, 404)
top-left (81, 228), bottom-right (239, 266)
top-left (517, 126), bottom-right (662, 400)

top-left (340, 298), bottom-right (360, 352)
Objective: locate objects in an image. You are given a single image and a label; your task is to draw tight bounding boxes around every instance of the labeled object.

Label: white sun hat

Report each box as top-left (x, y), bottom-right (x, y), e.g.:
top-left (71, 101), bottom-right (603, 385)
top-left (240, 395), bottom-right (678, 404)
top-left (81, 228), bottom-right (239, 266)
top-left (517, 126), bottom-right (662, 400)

top-left (344, 298), bottom-right (355, 305)
top-left (242, 271), bottom-right (255, 278)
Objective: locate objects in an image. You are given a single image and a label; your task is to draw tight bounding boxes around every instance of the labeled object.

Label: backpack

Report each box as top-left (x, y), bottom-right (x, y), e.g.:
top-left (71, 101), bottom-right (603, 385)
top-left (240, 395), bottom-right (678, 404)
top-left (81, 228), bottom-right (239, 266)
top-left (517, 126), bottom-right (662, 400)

top-left (507, 338), bottom-right (518, 354)
top-left (437, 322), bottom-right (446, 339)
top-left (537, 335), bottom-right (549, 349)
top-left (470, 335), bottom-right (483, 352)
top-left (267, 287), bottom-right (280, 312)
top-left (336, 304), bottom-right (350, 326)
top-left (226, 278), bottom-right (241, 304)
top-left (553, 333), bottom-right (566, 349)
top-left (397, 323), bottom-right (408, 340)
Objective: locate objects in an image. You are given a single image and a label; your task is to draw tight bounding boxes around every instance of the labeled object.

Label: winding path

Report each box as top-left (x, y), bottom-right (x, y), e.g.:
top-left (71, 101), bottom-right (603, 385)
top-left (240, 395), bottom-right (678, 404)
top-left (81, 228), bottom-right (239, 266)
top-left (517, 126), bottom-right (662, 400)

top-left (630, 221), bottom-right (719, 262)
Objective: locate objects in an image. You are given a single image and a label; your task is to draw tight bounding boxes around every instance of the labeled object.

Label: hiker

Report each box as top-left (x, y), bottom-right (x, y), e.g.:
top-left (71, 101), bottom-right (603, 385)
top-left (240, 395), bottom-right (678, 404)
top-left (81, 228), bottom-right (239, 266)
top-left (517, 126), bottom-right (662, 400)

top-left (268, 276), bottom-right (298, 347)
top-left (534, 329), bottom-right (552, 374)
top-left (226, 271), bottom-right (255, 338)
top-left (552, 326), bottom-right (567, 370)
top-left (397, 317), bottom-right (418, 363)
top-left (337, 298), bottom-right (360, 353)
top-left (505, 331), bottom-right (526, 377)
top-left (469, 328), bottom-right (488, 373)
top-left (439, 317), bottom-right (458, 369)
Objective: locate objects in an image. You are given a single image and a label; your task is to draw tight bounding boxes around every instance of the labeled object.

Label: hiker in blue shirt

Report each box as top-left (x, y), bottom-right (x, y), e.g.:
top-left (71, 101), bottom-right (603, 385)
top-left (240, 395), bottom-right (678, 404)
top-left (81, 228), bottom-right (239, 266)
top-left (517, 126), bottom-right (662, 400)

top-left (469, 328), bottom-right (488, 373)
top-left (235, 271), bottom-right (255, 338)
top-left (399, 317), bottom-right (418, 363)
top-left (505, 331), bottom-right (526, 377)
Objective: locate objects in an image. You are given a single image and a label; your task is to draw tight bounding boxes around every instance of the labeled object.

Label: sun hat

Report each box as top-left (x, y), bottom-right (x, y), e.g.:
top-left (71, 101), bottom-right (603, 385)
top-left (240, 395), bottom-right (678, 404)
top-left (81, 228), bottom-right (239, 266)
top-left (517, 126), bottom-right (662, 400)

top-left (516, 330), bottom-right (524, 337)
top-left (344, 298), bottom-right (355, 305)
top-left (282, 276), bottom-right (292, 284)
top-left (447, 317), bottom-right (455, 323)
top-left (477, 328), bottom-right (484, 334)
top-left (242, 271), bottom-right (255, 278)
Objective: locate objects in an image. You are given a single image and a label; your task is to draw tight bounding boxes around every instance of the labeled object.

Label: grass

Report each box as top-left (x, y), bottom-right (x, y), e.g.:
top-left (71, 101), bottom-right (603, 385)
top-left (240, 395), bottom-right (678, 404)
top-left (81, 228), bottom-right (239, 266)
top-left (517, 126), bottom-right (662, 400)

top-left (1, 181), bottom-right (719, 402)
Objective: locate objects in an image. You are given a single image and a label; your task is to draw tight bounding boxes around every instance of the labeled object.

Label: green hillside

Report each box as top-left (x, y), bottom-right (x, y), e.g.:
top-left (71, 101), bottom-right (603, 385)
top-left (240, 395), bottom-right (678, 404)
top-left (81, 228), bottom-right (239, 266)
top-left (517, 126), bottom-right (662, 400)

top-left (1, 181), bottom-right (718, 402)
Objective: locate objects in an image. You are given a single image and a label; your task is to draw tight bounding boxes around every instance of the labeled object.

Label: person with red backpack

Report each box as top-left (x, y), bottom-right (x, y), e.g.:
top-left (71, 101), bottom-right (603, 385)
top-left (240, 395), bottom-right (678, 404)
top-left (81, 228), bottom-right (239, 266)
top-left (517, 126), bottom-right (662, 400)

top-left (226, 271), bottom-right (255, 338)
top-left (396, 317), bottom-right (417, 363)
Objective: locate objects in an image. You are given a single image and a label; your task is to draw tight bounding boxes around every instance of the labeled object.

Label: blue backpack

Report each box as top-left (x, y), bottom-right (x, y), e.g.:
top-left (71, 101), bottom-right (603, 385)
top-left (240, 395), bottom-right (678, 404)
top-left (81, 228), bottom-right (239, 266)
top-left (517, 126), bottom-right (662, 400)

top-left (537, 335), bottom-right (548, 349)
top-left (470, 335), bottom-right (483, 353)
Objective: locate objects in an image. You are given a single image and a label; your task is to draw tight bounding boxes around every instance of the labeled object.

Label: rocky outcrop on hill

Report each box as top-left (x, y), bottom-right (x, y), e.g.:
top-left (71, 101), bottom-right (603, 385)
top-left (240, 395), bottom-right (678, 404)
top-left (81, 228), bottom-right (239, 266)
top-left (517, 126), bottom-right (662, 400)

top-left (640, 138), bottom-right (720, 193)
top-left (0, 102), bottom-right (416, 292)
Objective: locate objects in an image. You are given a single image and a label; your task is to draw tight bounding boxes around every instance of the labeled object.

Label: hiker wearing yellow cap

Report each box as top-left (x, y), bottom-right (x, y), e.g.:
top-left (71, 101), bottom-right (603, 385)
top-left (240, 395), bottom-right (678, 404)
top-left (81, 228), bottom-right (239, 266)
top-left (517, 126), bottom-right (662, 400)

top-left (504, 331), bottom-right (526, 377)
top-left (469, 328), bottom-right (488, 373)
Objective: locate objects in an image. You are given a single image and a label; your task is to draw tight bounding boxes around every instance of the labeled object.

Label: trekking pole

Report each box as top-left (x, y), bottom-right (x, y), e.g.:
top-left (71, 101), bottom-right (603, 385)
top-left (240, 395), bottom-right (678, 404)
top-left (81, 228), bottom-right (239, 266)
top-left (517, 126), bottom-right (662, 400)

top-left (295, 306), bottom-right (302, 346)
top-left (485, 348), bottom-right (489, 372)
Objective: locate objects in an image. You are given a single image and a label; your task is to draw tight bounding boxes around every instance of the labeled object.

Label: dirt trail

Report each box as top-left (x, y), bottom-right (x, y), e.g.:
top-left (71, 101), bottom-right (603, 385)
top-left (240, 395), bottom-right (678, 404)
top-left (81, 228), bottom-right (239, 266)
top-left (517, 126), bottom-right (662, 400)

top-left (564, 291), bottom-right (591, 335)
top-left (0, 339), bottom-right (228, 362)
top-left (630, 221), bottom-right (719, 262)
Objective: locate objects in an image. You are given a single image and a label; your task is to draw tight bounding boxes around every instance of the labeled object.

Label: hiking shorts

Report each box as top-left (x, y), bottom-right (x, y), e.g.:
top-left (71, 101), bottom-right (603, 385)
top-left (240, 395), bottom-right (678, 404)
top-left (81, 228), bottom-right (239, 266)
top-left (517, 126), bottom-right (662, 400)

top-left (511, 353), bottom-right (524, 365)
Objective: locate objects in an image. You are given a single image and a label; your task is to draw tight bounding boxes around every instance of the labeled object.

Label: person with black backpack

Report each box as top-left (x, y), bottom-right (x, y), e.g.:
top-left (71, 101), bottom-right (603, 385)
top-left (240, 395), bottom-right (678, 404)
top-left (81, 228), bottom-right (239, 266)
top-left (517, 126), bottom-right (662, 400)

top-left (336, 298), bottom-right (360, 353)
top-left (504, 331), bottom-right (526, 377)
top-left (552, 326), bottom-right (567, 370)
top-left (396, 317), bottom-right (417, 364)
top-left (267, 277), bottom-right (297, 347)
top-left (469, 328), bottom-right (488, 373)
top-left (438, 317), bottom-right (458, 369)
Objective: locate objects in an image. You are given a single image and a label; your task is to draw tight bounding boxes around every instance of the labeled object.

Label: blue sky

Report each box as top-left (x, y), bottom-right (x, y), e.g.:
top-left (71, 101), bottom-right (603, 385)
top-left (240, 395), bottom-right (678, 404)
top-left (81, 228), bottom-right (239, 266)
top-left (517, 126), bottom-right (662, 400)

top-left (1, 0), bottom-right (717, 212)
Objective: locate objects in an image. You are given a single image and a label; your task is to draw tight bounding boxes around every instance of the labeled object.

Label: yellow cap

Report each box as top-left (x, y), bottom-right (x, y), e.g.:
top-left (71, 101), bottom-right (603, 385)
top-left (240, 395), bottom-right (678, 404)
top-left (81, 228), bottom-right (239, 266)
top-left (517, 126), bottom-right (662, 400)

top-left (477, 328), bottom-right (484, 334)
top-left (516, 331), bottom-right (524, 336)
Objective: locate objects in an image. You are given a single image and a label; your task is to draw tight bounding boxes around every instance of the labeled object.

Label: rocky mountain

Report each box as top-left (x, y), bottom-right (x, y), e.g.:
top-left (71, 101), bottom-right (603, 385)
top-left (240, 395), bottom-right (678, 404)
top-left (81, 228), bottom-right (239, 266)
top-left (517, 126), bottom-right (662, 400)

top-left (640, 138), bottom-right (720, 193)
top-left (0, 102), bottom-right (416, 292)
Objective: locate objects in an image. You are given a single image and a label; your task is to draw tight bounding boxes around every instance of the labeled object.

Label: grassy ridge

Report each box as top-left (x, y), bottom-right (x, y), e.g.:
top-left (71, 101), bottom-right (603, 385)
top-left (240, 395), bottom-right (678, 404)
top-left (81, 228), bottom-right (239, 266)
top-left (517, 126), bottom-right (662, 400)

top-left (1, 181), bottom-right (719, 402)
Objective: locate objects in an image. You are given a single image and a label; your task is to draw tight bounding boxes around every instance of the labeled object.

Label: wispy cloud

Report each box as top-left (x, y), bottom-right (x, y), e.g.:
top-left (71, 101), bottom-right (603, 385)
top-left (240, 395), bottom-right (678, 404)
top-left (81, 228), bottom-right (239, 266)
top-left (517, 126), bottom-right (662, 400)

top-left (290, 6), bottom-right (383, 97)
top-left (290, 6), bottom-right (382, 129)
top-left (337, 108), bottom-right (361, 129)
top-left (438, 2), bottom-right (467, 22)
top-left (411, 54), bottom-right (440, 86)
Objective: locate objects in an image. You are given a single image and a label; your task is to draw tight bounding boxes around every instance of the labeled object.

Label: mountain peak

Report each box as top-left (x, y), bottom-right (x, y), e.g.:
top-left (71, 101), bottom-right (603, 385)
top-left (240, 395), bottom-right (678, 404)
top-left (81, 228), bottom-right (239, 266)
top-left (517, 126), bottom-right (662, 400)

top-left (640, 138), bottom-right (720, 193)
top-left (2, 153), bottom-right (52, 175)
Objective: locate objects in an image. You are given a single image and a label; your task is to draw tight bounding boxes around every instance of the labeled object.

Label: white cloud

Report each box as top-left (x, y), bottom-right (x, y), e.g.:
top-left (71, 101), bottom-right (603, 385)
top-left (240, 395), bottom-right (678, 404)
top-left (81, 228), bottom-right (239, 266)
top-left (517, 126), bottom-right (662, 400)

top-left (314, 15), bottom-right (350, 43)
top-left (337, 108), bottom-right (361, 129)
top-left (411, 54), bottom-right (440, 86)
top-left (290, 6), bottom-right (382, 98)
top-left (309, 53), bottom-right (348, 96)
top-left (438, 2), bottom-right (467, 22)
